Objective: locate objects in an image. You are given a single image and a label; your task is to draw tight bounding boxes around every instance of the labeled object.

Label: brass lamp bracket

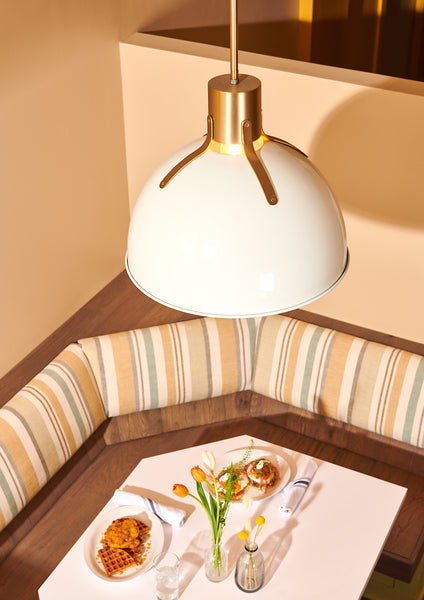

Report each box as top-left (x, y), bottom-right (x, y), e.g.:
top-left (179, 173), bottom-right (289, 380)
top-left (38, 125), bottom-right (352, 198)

top-left (159, 115), bottom-right (214, 189)
top-left (263, 132), bottom-right (307, 158)
top-left (242, 121), bottom-right (278, 206)
top-left (159, 114), bottom-right (280, 207)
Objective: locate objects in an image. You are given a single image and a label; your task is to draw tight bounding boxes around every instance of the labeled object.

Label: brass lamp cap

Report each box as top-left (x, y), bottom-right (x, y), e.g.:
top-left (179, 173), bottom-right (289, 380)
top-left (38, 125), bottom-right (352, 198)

top-left (208, 74), bottom-right (262, 145)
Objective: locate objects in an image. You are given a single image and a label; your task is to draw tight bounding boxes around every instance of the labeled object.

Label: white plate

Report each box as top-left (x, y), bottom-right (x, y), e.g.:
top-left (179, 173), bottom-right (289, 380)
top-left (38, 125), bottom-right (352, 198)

top-left (83, 506), bottom-right (164, 582)
top-left (212, 447), bottom-right (291, 501)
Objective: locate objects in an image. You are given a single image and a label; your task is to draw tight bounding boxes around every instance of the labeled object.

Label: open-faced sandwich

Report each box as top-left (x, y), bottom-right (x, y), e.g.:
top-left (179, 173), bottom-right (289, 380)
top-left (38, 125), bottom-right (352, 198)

top-left (245, 457), bottom-right (279, 492)
top-left (215, 466), bottom-right (250, 501)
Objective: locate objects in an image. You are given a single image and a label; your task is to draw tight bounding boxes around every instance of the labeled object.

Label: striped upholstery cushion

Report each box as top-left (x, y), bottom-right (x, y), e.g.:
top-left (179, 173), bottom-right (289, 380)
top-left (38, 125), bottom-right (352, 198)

top-left (0, 343), bottom-right (106, 532)
top-left (78, 317), bottom-right (258, 417)
top-left (252, 315), bottom-right (424, 447)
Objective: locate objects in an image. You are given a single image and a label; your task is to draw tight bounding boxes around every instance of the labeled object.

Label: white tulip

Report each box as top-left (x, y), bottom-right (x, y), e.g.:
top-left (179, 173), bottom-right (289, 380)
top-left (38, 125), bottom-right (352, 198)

top-left (202, 450), bottom-right (216, 472)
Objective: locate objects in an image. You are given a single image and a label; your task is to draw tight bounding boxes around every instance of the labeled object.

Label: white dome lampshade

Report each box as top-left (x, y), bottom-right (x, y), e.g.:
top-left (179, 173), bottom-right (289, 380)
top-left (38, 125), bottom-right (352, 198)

top-left (126, 4), bottom-right (348, 318)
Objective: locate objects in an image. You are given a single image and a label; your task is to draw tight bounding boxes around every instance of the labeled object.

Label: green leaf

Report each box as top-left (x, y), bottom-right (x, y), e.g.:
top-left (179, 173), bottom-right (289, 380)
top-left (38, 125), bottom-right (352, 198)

top-left (222, 463), bottom-right (234, 513)
top-left (196, 481), bottom-right (218, 539)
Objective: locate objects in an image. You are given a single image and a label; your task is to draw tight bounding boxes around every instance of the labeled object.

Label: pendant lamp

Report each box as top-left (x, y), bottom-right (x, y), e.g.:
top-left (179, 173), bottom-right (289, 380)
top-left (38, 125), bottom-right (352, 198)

top-left (126, 0), bottom-right (349, 318)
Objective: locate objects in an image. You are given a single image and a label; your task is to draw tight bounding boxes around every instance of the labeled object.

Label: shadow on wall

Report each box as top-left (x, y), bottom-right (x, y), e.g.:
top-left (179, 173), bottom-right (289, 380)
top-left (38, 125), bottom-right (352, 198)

top-left (309, 86), bottom-right (424, 230)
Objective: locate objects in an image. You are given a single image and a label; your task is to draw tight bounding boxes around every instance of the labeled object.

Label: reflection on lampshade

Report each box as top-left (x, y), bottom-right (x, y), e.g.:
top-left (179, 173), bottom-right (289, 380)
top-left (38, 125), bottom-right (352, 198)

top-left (126, 2), bottom-right (348, 318)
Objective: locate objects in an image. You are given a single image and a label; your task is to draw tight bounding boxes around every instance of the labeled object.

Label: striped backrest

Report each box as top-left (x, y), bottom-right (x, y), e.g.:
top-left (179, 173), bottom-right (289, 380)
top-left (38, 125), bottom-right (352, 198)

top-left (0, 343), bottom-right (106, 532)
top-left (78, 317), bottom-right (258, 417)
top-left (252, 315), bottom-right (424, 447)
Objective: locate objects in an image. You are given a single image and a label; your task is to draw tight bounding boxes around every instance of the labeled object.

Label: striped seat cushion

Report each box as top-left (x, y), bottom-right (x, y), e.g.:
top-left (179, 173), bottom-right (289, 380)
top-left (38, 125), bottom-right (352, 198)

top-left (78, 317), bottom-right (258, 417)
top-left (0, 343), bottom-right (106, 532)
top-left (252, 315), bottom-right (424, 447)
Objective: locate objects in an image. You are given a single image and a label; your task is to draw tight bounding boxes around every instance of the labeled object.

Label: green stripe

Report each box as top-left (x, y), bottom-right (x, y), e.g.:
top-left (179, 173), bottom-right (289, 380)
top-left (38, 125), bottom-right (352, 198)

top-left (55, 359), bottom-right (96, 431)
top-left (142, 328), bottom-right (159, 409)
top-left (44, 368), bottom-right (87, 440)
top-left (247, 318), bottom-right (257, 368)
top-left (402, 359), bottom-right (424, 444)
top-left (0, 444), bottom-right (26, 517)
top-left (300, 327), bottom-right (325, 410)
top-left (3, 405), bottom-right (51, 480)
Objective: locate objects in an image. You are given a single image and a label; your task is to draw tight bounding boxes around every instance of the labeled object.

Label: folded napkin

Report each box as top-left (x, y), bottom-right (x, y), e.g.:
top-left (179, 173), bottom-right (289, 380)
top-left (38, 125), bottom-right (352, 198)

top-left (279, 460), bottom-right (318, 517)
top-left (112, 490), bottom-right (187, 527)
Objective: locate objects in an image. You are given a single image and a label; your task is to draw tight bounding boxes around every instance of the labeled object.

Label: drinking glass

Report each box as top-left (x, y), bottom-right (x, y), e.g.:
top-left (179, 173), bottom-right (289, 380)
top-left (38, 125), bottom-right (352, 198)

top-left (154, 552), bottom-right (180, 600)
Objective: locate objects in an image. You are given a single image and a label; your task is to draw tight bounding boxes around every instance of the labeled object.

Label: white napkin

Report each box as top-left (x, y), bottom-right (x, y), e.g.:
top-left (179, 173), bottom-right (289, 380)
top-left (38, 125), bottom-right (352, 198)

top-left (112, 490), bottom-right (187, 527)
top-left (279, 460), bottom-right (318, 517)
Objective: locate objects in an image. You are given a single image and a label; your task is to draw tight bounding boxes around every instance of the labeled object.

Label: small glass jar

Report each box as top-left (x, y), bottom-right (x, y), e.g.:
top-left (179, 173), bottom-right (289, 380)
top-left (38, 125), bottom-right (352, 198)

top-left (235, 542), bottom-right (265, 592)
top-left (204, 541), bottom-right (229, 582)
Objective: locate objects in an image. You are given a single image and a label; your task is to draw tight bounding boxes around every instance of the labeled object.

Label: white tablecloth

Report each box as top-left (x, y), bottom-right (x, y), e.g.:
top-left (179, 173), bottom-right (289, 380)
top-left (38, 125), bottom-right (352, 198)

top-left (38, 435), bottom-right (406, 600)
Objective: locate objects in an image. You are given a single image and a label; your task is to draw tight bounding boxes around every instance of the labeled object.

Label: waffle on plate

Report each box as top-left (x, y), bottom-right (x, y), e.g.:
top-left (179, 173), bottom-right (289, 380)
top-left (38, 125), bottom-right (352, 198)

top-left (97, 517), bottom-right (151, 577)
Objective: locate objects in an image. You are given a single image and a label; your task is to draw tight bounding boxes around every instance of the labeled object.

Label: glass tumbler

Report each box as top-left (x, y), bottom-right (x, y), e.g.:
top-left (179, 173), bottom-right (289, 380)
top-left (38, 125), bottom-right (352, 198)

top-left (154, 552), bottom-right (180, 600)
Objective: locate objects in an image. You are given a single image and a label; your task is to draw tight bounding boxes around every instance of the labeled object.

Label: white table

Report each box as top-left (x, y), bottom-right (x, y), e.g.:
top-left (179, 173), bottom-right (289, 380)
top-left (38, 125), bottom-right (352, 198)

top-left (38, 435), bottom-right (406, 600)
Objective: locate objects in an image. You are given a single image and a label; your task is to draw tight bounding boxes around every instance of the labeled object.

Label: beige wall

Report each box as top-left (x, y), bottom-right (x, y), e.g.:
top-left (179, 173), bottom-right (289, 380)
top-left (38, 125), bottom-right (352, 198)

top-left (0, 1), bottom-right (207, 380)
top-left (2, 1), bottom-right (423, 381)
top-left (120, 34), bottom-right (424, 344)
top-left (0, 1), bottom-right (131, 380)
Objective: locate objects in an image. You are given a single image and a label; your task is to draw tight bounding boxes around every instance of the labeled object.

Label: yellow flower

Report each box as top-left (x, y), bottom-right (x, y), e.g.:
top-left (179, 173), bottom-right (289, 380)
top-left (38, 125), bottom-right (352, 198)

top-left (256, 515), bottom-right (265, 526)
top-left (238, 530), bottom-right (249, 540)
top-left (172, 483), bottom-right (189, 498)
top-left (191, 466), bottom-right (206, 482)
top-left (202, 450), bottom-right (216, 471)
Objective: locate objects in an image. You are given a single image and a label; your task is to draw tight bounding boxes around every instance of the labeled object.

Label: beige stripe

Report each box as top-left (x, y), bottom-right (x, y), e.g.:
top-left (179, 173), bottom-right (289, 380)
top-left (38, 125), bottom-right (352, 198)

top-left (351, 342), bottom-right (385, 430)
top-left (0, 486), bottom-right (12, 530)
top-left (111, 333), bottom-right (137, 414)
top-left (160, 325), bottom-right (178, 405)
top-left (275, 318), bottom-right (299, 402)
top-left (205, 319), bottom-right (223, 397)
top-left (234, 319), bottom-right (246, 389)
top-left (170, 323), bottom-right (185, 404)
top-left (251, 316), bottom-right (280, 397)
top-left (78, 337), bottom-right (103, 398)
top-left (215, 319), bottom-right (238, 395)
top-left (22, 385), bottom-right (70, 463)
top-left (284, 320), bottom-right (314, 406)
top-left (375, 348), bottom-right (401, 435)
top-left (0, 419), bottom-right (40, 499)
top-left (32, 378), bottom-right (77, 456)
top-left (182, 319), bottom-right (209, 401)
top-left (367, 346), bottom-right (398, 434)
top-left (97, 336), bottom-right (119, 415)
top-left (58, 346), bottom-right (105, 428)
top-left (383, 351), bottom-right (410, 438)
top-left (38, 367), bottom-right (89, 447)
top-left (0, 407), bottom-right (47, 487)
top-left (321, 333), bottom-right (356, 420)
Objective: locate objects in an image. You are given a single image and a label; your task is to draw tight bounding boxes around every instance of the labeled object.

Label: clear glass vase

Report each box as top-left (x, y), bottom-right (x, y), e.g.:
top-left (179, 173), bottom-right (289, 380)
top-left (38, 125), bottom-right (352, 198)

top-left (235, 542), bottom-right (265, 592)
top-left (204, 541), bottom-right (228, 582)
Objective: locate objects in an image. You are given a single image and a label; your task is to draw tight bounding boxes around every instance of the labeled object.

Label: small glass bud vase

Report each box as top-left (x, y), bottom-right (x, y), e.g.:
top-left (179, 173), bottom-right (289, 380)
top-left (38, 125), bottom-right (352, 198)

top-left (205, 541), bottom-right (229, 582)
top-left (235, 542), bottom-right (265, 592)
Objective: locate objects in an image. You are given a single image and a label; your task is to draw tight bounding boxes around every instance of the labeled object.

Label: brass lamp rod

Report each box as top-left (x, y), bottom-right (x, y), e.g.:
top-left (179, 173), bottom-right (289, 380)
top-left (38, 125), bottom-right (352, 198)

top-left (230, 0), bottom-right (239, 84)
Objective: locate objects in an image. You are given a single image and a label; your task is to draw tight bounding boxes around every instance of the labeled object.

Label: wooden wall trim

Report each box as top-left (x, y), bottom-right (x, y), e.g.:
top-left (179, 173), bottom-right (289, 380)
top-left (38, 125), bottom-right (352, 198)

top-left (2, 269), bottom-right (423, 407)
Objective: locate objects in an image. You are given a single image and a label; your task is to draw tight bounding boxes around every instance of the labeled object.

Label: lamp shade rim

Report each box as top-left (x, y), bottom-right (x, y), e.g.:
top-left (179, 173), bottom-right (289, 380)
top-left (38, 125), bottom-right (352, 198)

top-left (125, 251), bottom-right (349, 319)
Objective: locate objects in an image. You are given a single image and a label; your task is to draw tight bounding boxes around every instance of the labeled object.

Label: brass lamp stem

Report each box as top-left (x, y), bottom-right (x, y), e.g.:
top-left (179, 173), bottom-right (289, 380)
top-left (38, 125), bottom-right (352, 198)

top-left (230, 0), bottom-right (239, 84)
